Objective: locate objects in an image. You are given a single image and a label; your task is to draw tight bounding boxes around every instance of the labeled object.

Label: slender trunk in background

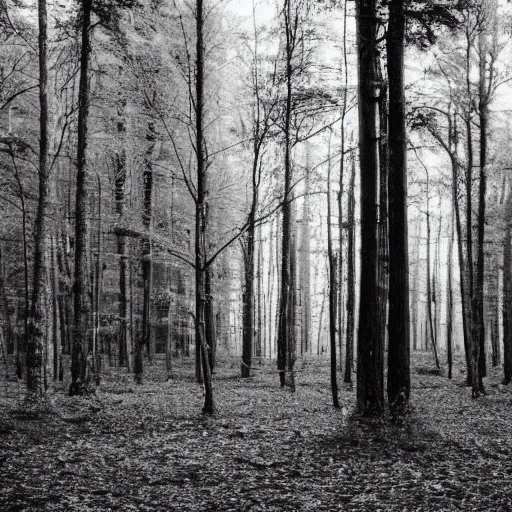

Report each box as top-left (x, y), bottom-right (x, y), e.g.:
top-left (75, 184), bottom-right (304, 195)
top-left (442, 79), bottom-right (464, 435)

top-left (12, 158), bottom-right (29, 377)
top-left (344, 157), bottom-right (356, 384)
top-left (338, 0), bottom-right (349, 374)
top-left (0, 245), bottom-right (15, 375)
top-left (138, 121), bottom-right (156, 382)
top-left (387, 0), bottom-right (411, 415)
top-left (449, 122), bottom-right (472, 383)
top-left (446, 205), bottom-right (454, 380)
top-left (93, 173), bottom-right (102, 384)
top-left (301, 148), bottom-right (311, 356)
top-left (327, 136), bottom-right (340, 408)
top-left (473, 26), bottom-right (488, 392)
top-left (51, 235), bottom-right (60, 381)
top-left (426, 199), bottom-right (440, 370)
top-left (70, 0), bottom-right (92, 395)
top-left (411, 221), bottom-right (420, 351)
top-left (114, 118), bottom-right (130, 370)
top-left (205, 269), bottom-right (216, 370)
top-left (502, 189), bottom-right (512, 385)
top-left (257, 225), bottom-right (263, 359)
top-left (356, 0), bottom-right (384, 415)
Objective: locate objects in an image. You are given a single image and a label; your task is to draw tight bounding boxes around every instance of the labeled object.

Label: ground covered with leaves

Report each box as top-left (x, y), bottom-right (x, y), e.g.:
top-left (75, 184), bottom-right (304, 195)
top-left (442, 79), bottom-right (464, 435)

top-left (1, 352), bottom-right (512, 511)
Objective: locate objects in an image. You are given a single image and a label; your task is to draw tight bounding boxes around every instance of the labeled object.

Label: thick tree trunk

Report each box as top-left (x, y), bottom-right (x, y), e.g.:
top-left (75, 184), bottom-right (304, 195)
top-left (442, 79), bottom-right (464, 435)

top-left (355, 0), bottom-right (384, 416)
top-left (386, 0), bottom-right (410, 416)
top-left (70, 0), bottom-right (92, 396)
top-left (25, 0), bottom-right (50, 407)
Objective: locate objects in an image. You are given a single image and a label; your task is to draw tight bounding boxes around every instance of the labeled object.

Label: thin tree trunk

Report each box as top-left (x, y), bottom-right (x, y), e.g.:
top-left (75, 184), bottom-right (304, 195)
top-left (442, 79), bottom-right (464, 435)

top-left (446, 205), bottom-right (454, 380)
top-left (327, 135), bottom-right (340, 408)
top-left (344, 156), bottom-right (355, 384)
top-left (503, 190), bottom-right (512, 385)
top-left (195, 0), bottom-right (213, 414)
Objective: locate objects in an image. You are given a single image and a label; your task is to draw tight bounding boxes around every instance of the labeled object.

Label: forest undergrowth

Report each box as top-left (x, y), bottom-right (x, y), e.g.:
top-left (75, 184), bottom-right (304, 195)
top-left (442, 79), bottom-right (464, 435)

top-left (1, 352), bottom-right (511, 511)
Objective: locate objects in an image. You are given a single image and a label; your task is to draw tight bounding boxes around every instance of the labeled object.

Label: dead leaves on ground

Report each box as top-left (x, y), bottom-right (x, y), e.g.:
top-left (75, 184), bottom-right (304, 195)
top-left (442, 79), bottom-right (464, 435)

top-left (0, 354), bottom-right (511, 511)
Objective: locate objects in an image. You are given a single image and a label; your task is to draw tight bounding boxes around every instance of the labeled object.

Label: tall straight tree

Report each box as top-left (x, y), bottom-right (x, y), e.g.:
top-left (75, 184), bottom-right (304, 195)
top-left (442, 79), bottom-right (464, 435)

top-left (355, 0), bottom-right (383, 415)
top-left (277, 0), bottom-right (297, 389)
top-left (194, 0), bottom-right (214, 414)
top-left (70, 0), bottom-right (92, 396)
top-left (25, 0), bottom-right (50, 407)
top-left (386, 0), bottom-right (410, 415)
top-left (326, 133), bottom-right (340, 408)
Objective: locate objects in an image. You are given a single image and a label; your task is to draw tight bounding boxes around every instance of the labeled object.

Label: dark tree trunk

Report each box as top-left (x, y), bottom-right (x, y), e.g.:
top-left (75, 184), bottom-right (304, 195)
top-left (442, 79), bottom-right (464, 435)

top-left (355, 0), bottom-right (384, 416)
top-left (0, 246), bottom-right (16, 373)
top-left (376, 51), bottom-right (388, 384)
top-left (195, 0), bottom-right (213, 414)
top-left (277, 0), bottom-right (296, 390)
top-left (503, 190), bottom-right (512, 385)
top-left (386, 0), bottom-right (410, 416)
top-left (426, 201), bottom-right (440, 370)
top-left (241, 221), bottom-right (255, 378)
top-left (141, 120), bottom-right (156, 370)
top-left (446, 206), bottom-right (454, 380)
top-left (70, 0), bottom-right (92, 396)
top-left (327, 142), bottom-right (340, 408)
top-left (344, 158), bottom-right (356, 384)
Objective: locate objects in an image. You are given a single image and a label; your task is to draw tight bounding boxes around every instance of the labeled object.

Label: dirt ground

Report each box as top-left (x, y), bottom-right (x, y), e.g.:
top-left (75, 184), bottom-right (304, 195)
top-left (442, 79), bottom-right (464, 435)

top-left (1, 352), bottom-right (511, 511)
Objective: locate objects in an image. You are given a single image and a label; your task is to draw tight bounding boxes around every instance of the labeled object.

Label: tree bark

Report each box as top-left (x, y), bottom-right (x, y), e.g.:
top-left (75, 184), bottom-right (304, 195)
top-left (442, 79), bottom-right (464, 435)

top-left (503, 190), bottom-right (512, 385)
top-left (386, 0), bottom-right (410, 416)
top-left (25, 0), bottom-right (50, 407)
top-left (355, 0), bottom-right (384, 416)
top-left (344, 157), bottom-right (355, 384)
top-left (327, 135), bottom-right (340, 408)
top-left (70, 0), bottom-right (92, 396)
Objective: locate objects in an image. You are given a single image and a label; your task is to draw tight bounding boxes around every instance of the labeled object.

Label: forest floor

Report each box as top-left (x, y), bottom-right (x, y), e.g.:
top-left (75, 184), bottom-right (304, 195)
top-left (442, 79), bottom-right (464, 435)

top-left (1, 352), bottom-right (512, 512)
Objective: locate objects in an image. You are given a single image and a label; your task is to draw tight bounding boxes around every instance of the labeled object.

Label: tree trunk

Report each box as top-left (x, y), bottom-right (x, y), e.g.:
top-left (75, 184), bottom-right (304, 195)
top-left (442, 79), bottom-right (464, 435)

top-left (386, 0), bottom-right (410, 416)
top-left (70, 0), bottom-right (92, 396)
top-left (0, 245), bottom-right (15, 375)
top-left (355, 0), bottom-right (384, 416)
top-left (426, 199), bottom-right (440, 370)
top-left (503, 189), bottom-right (512, 385)
top-left (277, 0), bottom-right (296, 389)
top-left (136, 122), bottom-right (156, 383)
top-left (376, 48), bottom-right (388, 386)
top-left (344, 157), bottom-right (356, 384)
top-left (25, 0), bottom-right (50, 407)
top-left (327, 136), bottom-right (340, 408)
top-left (446, 205), bottom-right (454, 380)
top-left (195, 0), bottom-right (213, 413)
